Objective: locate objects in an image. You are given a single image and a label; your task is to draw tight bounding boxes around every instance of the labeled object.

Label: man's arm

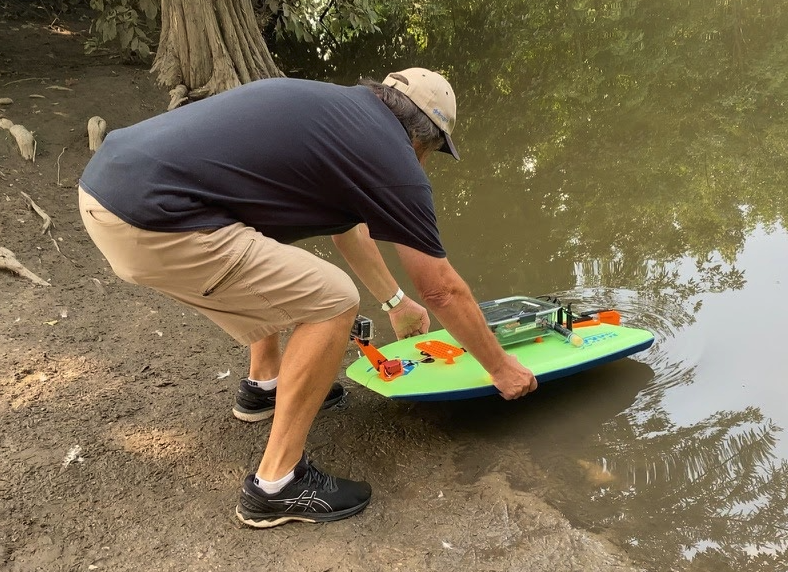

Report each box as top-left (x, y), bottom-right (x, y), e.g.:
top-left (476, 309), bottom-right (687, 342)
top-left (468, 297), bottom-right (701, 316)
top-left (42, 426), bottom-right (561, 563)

top-left (332, 224), bottom-right (430, 339)
top-left (394, 243), bottom-right (537, 400)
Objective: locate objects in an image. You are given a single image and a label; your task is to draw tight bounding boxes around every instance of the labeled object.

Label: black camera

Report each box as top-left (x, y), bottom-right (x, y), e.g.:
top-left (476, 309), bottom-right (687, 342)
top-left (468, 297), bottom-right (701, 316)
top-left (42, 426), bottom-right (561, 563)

top-left (350, 315), bottom-right (373, 341)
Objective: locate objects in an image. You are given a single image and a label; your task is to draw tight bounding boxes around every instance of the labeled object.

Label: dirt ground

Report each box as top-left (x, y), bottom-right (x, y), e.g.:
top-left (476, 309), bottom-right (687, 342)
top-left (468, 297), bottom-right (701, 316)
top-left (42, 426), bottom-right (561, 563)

top-left (0, 14), bottom-right (644, 572)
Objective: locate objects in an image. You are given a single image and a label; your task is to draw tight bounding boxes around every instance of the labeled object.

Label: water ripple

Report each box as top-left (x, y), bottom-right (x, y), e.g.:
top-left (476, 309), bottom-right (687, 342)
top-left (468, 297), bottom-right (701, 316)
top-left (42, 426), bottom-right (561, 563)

top-left (551, 287), bottom-right (698, 392)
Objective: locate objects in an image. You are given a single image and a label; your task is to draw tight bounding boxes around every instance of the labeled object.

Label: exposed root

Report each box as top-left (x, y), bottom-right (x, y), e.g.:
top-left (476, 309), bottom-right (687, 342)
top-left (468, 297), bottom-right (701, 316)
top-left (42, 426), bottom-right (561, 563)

top-left (0, 246), bottom-right (50, 286)
top-left (2, 77), bottom-right (49, 87)
top-left (1, 118), bottom-right (36, 161)
top-left (56, 147), bottom-right (66, 186)
top-left (87, 116), bottom-right (106, 151)
top-left (21, 191), bottom-right (53, 234)
top-left (167, 85), bottom-right (189, 110)
top-left (20, 191), bottom-right (61, 253)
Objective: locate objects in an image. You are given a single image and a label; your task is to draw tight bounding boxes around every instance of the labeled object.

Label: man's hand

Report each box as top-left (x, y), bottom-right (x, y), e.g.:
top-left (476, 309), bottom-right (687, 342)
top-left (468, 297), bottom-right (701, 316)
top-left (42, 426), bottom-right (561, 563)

top-left (489, 354), bottom-right (538, 400)
top-left (388, 297), bottom-right (430, 340)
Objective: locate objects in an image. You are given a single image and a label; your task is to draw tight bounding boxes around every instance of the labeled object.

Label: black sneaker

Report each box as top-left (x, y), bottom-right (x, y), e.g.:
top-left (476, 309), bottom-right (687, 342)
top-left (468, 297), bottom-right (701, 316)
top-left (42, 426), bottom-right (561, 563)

top-left (236, 452), bottom-right (372, 528)
top-left (232, 379), bottom-right (346, 423)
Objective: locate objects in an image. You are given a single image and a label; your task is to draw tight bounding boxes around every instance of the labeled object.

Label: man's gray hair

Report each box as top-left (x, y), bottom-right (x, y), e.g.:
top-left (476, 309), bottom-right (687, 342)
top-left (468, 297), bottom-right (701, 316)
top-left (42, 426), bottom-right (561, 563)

top-left (360, 79), bottom-right (444, 152)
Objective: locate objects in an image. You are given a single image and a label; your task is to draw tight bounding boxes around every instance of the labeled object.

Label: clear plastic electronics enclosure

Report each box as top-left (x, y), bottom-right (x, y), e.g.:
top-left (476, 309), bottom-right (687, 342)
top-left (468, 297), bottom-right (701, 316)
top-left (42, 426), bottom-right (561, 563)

top-left (480, 296), bottom-right (561, 347)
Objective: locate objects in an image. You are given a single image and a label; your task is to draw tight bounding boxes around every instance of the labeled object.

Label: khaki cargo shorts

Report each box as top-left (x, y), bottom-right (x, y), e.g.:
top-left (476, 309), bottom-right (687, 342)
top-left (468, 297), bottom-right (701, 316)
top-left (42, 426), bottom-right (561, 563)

top-left (78, 188), bottom-right (359, 345)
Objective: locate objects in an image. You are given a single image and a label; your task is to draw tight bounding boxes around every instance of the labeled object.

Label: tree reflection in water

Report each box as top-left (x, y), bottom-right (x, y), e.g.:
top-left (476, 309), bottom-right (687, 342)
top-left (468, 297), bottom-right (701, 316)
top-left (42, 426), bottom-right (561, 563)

top-left (581, 407), bottom-right (788, 570)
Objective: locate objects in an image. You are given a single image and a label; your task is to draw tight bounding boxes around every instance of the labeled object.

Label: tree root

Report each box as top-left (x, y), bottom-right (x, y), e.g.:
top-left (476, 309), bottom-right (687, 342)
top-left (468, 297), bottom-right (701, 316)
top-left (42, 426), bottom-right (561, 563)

top-left (56, 147), bottom-right (66, 186)
top-left (87, 116), bottom-right (107, 151)
top-left (21, 191), bottom-right (61, 253)
top-left (0, 246), bottom-right (50, 286)
top-left (21, 191), bottom-right (53, 234)
top-left (1, 117), bottom-right (36, 161)
top-left (167, 85), bottom-right (189, 110)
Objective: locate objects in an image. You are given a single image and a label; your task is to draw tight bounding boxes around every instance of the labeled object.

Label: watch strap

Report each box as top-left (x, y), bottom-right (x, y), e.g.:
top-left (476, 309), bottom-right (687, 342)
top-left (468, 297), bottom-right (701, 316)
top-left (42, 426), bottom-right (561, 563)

top-left (381, 288), bottom-right (404, 312)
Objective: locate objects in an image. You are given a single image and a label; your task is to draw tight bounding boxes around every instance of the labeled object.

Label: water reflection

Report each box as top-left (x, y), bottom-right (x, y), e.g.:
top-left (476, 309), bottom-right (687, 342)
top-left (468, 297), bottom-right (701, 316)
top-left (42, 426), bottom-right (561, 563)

top-left (574, 410), bottom-right (788, 570)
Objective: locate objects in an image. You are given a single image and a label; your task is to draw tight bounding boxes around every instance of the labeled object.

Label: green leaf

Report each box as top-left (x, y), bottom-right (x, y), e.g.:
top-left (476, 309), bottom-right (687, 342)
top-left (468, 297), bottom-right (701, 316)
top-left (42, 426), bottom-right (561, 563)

top-left (118, 24), bottom-right (133, 48)
top-left (99, 19), bottom-right (117, 42)
top-left (137, 40), bottom-right (151, 59)
top-left (138, 0), bottom-right (158, 20)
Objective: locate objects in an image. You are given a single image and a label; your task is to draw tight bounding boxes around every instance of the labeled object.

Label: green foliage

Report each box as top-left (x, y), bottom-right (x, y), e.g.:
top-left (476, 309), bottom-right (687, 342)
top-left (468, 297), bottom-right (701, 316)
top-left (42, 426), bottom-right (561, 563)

top-left (261, 0), bottom-right (380, 43)
top-left (85, 0), bottom-right (158, 61)
top-left (80, 0), bottom-right (381, 64)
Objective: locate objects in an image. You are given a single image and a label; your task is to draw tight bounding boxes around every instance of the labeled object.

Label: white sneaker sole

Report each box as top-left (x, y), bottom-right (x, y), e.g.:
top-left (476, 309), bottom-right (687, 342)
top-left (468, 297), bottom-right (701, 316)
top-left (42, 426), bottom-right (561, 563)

top-left (231, 407), bottom-right (275, 423)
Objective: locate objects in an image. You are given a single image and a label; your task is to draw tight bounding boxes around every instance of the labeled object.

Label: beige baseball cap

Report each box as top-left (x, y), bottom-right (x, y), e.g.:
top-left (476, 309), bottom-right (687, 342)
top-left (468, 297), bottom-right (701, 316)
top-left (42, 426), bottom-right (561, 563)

top-left (382, 67), bottom-right (460, 160)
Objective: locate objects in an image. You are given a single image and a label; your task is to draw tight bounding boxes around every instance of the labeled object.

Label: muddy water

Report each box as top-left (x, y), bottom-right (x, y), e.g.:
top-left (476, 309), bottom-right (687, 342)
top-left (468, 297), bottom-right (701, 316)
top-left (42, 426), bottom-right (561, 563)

top-left (306, 2), bottom-right (788, 568)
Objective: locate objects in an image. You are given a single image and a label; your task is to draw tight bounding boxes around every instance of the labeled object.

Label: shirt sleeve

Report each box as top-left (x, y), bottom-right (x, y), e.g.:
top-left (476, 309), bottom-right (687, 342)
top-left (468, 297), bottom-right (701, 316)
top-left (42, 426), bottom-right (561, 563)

top-left (362, 184), bottom-right (446, 258)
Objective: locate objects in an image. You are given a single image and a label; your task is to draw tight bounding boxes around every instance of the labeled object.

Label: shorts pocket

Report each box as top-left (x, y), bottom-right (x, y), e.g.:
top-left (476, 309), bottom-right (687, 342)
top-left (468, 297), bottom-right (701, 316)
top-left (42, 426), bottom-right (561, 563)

top-left (201, 239), bottom-right (255, 296)
top-left (84, 207), bottom-right (123, 225)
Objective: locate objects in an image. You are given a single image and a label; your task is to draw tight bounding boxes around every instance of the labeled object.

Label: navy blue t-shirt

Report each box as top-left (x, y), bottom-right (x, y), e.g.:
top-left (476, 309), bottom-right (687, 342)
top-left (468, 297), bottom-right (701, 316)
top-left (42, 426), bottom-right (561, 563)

top-left (80, 78), bottom-right (445, 257)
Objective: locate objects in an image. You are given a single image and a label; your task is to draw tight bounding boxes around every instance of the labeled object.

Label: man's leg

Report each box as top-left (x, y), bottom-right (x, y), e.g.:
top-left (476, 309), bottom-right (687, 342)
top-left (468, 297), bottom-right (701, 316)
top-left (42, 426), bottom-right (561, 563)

top-left (257, 306), bottom-right (357, 479)
top-left (235, 305), bottom-right (372, 528)
top-left (233, 332), bottom-right (347, 423)
top-left (249, 334), bottom-right (281, 380)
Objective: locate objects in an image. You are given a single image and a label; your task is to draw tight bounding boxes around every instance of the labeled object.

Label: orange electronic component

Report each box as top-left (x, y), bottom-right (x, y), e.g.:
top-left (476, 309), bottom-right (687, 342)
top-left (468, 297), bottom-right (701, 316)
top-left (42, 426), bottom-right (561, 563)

top-left (354, 338), bottom-right (403, 382)
top-left (379, 359), bottom-right (403, 381)
top-left (415, 340), bottom-right (465, 364)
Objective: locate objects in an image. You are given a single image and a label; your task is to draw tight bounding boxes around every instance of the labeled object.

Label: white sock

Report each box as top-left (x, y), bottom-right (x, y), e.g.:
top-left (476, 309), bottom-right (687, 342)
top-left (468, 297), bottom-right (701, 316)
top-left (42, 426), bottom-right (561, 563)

top-left (254, 469), bottom-right (295, 494)
top-left (247, 376), bottom-right (277, 390)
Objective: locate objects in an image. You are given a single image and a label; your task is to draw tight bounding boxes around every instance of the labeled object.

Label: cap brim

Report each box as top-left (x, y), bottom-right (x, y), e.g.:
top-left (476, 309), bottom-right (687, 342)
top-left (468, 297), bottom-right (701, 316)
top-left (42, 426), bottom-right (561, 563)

top-left (439, 132), bottom-right (460, 161)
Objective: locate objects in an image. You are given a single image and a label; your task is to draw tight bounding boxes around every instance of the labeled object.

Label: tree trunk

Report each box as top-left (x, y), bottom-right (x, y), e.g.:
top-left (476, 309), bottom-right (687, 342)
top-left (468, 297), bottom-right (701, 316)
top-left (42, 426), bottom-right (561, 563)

top-left (152, 0), bottom-right (284, 102)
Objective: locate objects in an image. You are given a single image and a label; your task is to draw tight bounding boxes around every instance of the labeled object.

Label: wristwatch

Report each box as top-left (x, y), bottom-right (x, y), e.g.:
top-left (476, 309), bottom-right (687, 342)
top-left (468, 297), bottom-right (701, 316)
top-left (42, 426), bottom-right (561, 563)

top-left (381, 288), bottom-right (404, 312)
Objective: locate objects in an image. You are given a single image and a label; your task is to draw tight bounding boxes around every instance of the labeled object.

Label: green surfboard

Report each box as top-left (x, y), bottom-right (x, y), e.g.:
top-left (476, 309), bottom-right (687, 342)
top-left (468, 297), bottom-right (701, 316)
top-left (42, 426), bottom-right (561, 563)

top-left (345, 322), bottom-right (655, 401)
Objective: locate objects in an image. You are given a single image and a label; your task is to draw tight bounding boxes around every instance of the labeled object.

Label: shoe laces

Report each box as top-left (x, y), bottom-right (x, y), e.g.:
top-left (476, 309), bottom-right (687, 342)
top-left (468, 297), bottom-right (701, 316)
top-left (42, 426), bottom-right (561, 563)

top-left (302, 460), bottom-right (338, 492)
